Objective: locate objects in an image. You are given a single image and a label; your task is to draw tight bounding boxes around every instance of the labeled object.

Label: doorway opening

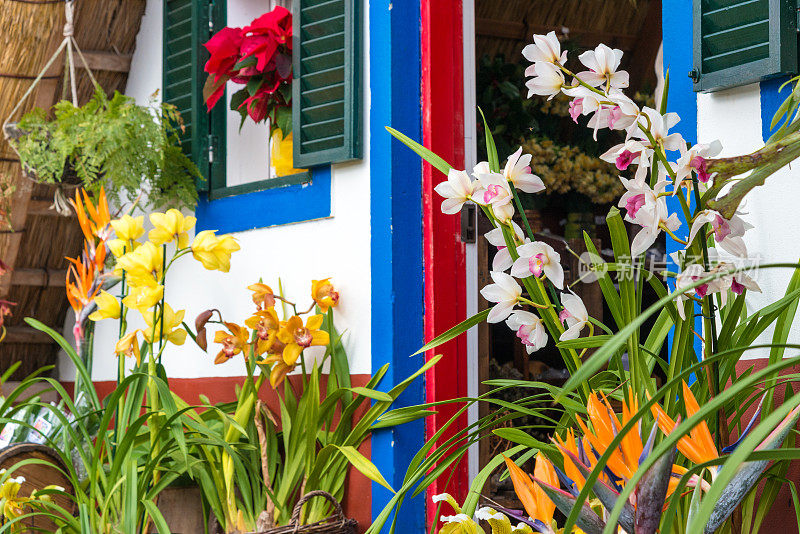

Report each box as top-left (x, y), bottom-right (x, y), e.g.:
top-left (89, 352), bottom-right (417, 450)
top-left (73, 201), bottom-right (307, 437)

top-left (466, 0), bottom-right (665, 506)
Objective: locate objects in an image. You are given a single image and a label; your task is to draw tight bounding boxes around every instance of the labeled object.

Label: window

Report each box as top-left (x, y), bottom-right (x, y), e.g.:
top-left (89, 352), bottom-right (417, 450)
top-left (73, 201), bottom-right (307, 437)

top-left (692, 0), bottom-right (797, 92)
top-left (163, 0), bottom-right (311, 201)
top-left (293, 0), bottom-right (362, 167)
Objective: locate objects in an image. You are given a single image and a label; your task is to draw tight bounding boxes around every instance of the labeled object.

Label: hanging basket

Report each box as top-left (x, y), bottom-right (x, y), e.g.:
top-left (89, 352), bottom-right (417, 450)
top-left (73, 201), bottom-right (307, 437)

top-left (251, 491), bottom-right (357, 534)
top-left (3, 122), bottom-right (84, 187)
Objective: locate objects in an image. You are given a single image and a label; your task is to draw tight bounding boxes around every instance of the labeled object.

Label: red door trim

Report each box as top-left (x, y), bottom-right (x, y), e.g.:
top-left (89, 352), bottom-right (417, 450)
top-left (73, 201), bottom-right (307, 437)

top-left (421, 0), bottom-right (469, 520)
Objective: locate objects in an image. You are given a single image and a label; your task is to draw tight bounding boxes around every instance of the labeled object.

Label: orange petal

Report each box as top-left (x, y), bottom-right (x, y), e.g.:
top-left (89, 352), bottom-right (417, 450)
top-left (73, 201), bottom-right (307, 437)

top-left (533, 453), bottom-right (556, 524)
top-left (503, 456), bottom-right (539, 521)
top-left (682, 381), bottom-right (718, 460)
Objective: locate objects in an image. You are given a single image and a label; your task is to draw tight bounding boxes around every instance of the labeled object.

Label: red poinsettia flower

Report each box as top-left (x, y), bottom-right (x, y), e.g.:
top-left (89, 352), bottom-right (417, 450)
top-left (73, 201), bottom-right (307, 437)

top-left (240, 6), bottom-right (293, 71)
top-left (204, 26), bottom-right (244, 80)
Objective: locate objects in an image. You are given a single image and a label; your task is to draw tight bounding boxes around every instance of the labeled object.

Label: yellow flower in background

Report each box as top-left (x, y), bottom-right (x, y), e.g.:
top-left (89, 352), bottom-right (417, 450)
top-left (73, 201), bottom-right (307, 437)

top-left (248, 283), bottom-right (276, 309)
top-left (191, 230), bottom-right (240, 272)
top-left (110, 214), bottom-right (145, 242)
top-left (143, 303), bottom-right (187, 346)
top-left (107, 238), bottom-right (139, 258)
top-left (116, 242), bottom-right (163, 287)
top-left (148, 209), bottom-right (196, 248)
top-left (277, 314), bottom-right (329, 366)
top-left (213, 322), bottom-right (250, 364)
top-left (311, 278), bottom-right (339, 313)
top-left (122, 285), bottom-right (164, 313)
top-left (115, 330), bottom-right (142, 365)
top-left (271, 130), bottom-right (306, 177)
top-left (89, 290), bottom-right (120, 321)
top-left (245, 308), bottom-right (282, 356)
top-left (0, 474), bottom-right (28, 522)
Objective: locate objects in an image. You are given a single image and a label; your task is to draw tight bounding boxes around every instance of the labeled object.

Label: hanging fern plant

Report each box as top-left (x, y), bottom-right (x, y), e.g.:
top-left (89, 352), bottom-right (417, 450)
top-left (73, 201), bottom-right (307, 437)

top-left (6, 88), bottom-right (201, 210)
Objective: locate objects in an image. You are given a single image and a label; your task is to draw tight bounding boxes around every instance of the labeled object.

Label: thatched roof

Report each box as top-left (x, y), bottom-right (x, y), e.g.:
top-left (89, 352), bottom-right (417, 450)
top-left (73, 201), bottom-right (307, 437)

top-left (0, 0), bottom-right (146, 379)
top-left (476, 0), bottom-right (662, 92)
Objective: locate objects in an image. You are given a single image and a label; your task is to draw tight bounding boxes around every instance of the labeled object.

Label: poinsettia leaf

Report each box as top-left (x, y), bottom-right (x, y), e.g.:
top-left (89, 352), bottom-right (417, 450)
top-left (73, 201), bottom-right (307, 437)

top-left (275, 53), bottom-right (292, 78)
top-left (229, 88), bottom-right (249, 112)
top-left (202, 74), bottom-right (229, 105)
top-left (534, 478), bottom-right (606, 534)
top-left (634, 446), bottom-right (676, 534)
top-left (247, 76), bottom-right (265, 97)
top-left (275, 106), bottom-right (292, 137)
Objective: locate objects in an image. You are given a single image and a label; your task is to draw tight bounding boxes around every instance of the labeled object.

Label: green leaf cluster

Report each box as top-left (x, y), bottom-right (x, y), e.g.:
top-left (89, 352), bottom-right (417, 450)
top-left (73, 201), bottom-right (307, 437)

top-left (10, 88), bottom-right (201, 210)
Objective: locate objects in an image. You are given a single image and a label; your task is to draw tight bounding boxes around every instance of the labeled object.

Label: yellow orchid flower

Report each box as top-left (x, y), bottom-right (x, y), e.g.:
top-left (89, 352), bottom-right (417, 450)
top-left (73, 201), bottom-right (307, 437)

top-left (142, 303), bottom-right (187, 346)
top-left (311, 278), bottom-right (339, 313)
top-left (89, 290), bottom-right (121, 321)
top-left (432, 493), bottom-right (484, 534)
top-left (504, 453), bottom-right (557, 530)
top-left (213, 322), bottom-right (250, 364)
top-left (0, 474), bottom-right (28, 524)
top-left (248, 283), bottom-right (276, 309)
top-left (277, 314), bottom-right (329, 366)
top-left (108, 238), bottom-right (140, 258)
top-left (115, 330), bottom-right (142, 365)
top-left (110, 214), bottom-right (145, 241)
top-left (191, 230), bottom-right (240, 272)
top-left (116, 242), bottom-right (164, 287)
top-left (245, 308), bottom-right (282, 356)
top-left (148, 209), bottom-right (196, 248)
top-left (122, 285), bottom-right (164, 313)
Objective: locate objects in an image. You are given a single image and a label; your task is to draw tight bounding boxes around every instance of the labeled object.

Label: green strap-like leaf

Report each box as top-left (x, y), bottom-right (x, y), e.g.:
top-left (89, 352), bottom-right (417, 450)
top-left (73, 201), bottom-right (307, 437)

top-left (335, 445), bottom-right (395, 493)
top-left (385, 126), bottom-right (453, 175)
top-left (413, 309), bottom-right (489, 355)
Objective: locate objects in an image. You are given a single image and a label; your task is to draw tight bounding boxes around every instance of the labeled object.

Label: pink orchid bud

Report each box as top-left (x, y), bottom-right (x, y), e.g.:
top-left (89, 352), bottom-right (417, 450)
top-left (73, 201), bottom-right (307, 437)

top-left (569, 98), bottom-right (584, 123)
top-left (625, 193), bottom-right (646, 218)
top-left (616, 150), bottom-right (640, 171)
top-left (528, 254), bottom-right (546, 277)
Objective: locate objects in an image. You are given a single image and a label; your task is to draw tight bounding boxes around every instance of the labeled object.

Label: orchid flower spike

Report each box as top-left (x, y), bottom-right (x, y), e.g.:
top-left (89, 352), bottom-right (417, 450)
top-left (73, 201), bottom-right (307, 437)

top-left (485, 221), bottom-right (526, 272)
top-left (522, 31), bottom-right (567, 66)
top-left (576, 43), bottom-right (629, 89)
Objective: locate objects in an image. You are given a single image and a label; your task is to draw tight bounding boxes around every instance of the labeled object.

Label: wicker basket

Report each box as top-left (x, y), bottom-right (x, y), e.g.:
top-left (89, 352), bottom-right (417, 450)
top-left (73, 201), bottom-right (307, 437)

top-left (252, 491), bottom-right (357, 534)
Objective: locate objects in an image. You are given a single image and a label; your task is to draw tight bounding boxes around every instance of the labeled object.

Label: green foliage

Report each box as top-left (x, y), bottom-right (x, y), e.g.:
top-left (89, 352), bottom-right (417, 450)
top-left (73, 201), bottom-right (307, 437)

top-left (10, 88), bottom-right (201, 210)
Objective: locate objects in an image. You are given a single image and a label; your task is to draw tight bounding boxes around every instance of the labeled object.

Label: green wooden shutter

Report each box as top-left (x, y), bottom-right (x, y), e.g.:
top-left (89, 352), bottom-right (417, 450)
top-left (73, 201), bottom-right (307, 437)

top-left (293, 0), bottom-right (362, 167)
top-left (693, 0), bottom-right (798, 92)
top-left (163, 0), bottom-right (227, 192)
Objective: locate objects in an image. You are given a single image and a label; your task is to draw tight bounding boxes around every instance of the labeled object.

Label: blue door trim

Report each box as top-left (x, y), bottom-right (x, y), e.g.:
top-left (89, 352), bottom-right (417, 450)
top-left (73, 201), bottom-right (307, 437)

top-left (369, 0), bottom-right (425, 532)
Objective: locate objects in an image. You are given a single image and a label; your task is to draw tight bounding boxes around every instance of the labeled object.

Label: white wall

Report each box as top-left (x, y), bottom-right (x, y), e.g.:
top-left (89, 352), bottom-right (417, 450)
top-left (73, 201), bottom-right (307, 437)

top-left (60, 0), bottom-right (372, 381)
top-left (698, 83), bottom-right (800, 360)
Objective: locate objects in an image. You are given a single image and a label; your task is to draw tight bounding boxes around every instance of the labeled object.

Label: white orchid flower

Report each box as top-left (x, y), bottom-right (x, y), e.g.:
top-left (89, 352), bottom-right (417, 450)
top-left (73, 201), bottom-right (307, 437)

top-left (525, 61), bottom-right (565, 100)
top-left (485, 221), bottom-right (526, 272)
top-left (433, 168), bottom-right (477, 214)
top-left (474, 172), bottom-right (516, 222)
top-left (635, 107), bottom-right (685, 152)
top-left (675, 140), bottom-right (723, 185)
top-left (473, 161), bottom-right (491, 177)
top-left (504, 147), bottom-right (545, 193)
top-left (601, 139), bottom-right (652, 181)
top-left (688, 209), bottom-right (752, 258)
top-left (506, 310), bottom-right (548, 353)
top-left (618, 177), bottom-right (680, 256)
top-left (522, 31), bottom-right (567, 65)
top-left (559, 291), bottom-right (589, 341)
top-left (511, 241), bottom-right (565, 289)
top-left (730, 270), bottom-right (761, 295)
top-left (480, 271), bottom-right (522, 323)
top-left (576, 43), bottom-right (629, 89)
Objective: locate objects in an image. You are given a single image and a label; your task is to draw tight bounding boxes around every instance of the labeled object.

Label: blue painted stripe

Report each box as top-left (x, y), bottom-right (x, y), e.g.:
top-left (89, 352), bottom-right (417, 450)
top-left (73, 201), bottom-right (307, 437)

top-left (195, 167), bottom-right (331, 233)
top-left (369, 0), bottom-right (425, 532)
top-left (663, 0), bottom-right (702, 360)
top-left (760, 76), bottom-right (790, 143)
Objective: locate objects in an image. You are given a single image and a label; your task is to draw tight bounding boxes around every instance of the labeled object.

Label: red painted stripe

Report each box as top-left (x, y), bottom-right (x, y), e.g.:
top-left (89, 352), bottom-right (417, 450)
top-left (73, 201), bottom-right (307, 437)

top-left (63, 374), bottom-right (373, 531)
top-left (421, 0), bottom-right (469, 521)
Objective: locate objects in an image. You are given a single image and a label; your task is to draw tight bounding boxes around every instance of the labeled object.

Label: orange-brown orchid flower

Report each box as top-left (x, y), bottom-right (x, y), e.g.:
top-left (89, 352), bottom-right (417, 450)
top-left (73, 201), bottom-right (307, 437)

top-left (276, 314), bottom-right (329, 366)
top-left (213, 322), bottom-right (251, 364)
top-left (311, 278), bottom-right (339, 313)
top-left (245, 308), bottom-right (281, 356)
top-left (247, 283), bottom-right (276, 310)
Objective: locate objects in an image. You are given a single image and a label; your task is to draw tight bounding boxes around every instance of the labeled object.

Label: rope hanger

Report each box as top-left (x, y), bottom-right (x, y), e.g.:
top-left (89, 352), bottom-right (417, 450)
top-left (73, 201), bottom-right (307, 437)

top-left (2, 0), bottom-right (100, 215)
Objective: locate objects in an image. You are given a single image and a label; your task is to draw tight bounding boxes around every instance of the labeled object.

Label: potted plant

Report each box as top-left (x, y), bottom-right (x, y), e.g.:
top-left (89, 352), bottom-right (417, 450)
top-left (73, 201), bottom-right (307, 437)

top-left (4, 88), bottom-right (201, 210)
top-left (202, 6), bottom-right (304, 177)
